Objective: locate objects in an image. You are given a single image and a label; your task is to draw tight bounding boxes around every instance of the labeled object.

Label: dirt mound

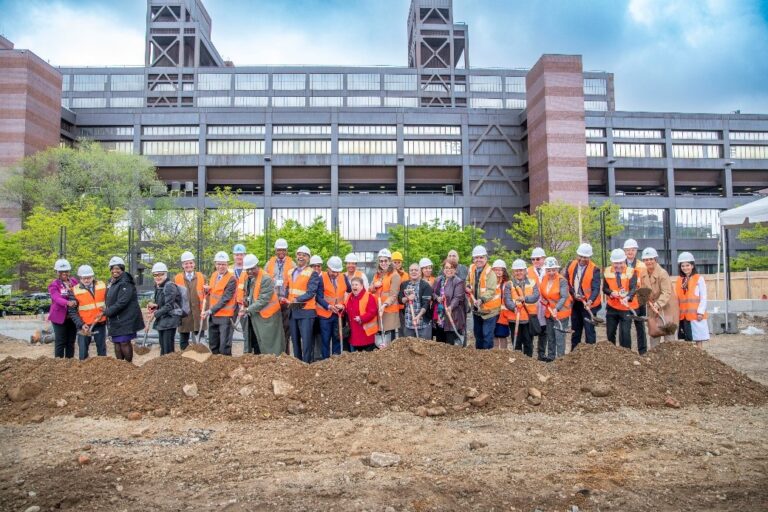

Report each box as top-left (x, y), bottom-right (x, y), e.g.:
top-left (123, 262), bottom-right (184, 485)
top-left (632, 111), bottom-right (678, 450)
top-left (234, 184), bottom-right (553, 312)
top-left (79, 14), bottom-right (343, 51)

top-left (1, 339), bottom-right (766, 423)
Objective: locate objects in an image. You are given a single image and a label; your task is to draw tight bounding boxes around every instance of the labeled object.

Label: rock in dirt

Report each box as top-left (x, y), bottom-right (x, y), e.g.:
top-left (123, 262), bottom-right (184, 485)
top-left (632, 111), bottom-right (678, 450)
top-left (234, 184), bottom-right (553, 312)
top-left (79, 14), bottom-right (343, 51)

top-left (181, 350), bottom-right (210, 363)
top-left (368, 452), bottom-right (401, 467)
top-left (528, 387), bottom-right (542, 399)
top-left (590, 384), bottom-right (612, 398)
top-left (272, 380), bottom-right (295, 397)
top-left (664, 397), bottom-right (681, 409)
top-left (465, 387), bottom-right (480, 399)
top-left (230, 366), bottom-right (246, 380)
top-left (527, 395), bottom-right (542, 406)
top-left (77, 454), bottom-right (91, 465)
top-left (537, 373), bottom-right (551, 384)
top-left (469, 441), bottom-right (487, 450)
top-left (409, 344), bottom-right (427, 355)
top-left (29, 414), bottom-right (44, 423)
top-left (153, 407), bottom-right (168, 418)
top-left (56, 398), bottom-right (68, 408)
top-left (7, 382), bottom-right (43, 402)
top-left (24, 506), bottom-right (41, 512)
top-left (182, 383), bottom-right (198, 398)
top-left (239, 386), bottom-right (253, 398)
top-left (469, 393), bottom-right (490, 407)
top-left (127, 411), bottom-right (142, 421)
top-left (426, 406), bottom-right (447, 417)
top-left (287, 401), bottom-right (306, 415)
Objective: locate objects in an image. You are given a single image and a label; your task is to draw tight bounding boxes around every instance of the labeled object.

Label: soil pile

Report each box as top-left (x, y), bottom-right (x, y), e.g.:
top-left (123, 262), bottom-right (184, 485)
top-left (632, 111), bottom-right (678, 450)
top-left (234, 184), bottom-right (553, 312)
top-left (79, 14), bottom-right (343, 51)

top-left (1, 339), bottom-right (766, 423)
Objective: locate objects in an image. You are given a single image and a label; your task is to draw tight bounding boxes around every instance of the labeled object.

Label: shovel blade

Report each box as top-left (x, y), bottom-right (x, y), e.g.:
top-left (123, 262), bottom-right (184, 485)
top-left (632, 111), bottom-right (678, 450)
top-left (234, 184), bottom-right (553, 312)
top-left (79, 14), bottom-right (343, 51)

top-left (593, 317), bottom-right (606, 325)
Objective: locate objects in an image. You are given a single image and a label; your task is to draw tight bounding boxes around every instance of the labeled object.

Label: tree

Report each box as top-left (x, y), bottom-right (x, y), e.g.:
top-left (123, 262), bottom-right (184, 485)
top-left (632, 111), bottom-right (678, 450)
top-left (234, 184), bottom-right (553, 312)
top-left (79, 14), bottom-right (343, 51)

top-left (731, 223), bottom-right (768, 271)
top-left (247, 218), bottom-right (352, 265)
top-left (0, 223), bottom-right (21, 285)
top-left (387, 219), bottom-right (485, 267)
top-left (12, 201), bottom-right (128, 290)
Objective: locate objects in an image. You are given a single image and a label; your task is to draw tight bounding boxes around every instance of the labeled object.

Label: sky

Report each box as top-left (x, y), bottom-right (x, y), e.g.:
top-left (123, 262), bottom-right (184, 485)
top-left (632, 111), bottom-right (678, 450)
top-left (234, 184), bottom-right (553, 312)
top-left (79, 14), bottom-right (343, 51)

top-left (1, 0), bottom-right (767, 114)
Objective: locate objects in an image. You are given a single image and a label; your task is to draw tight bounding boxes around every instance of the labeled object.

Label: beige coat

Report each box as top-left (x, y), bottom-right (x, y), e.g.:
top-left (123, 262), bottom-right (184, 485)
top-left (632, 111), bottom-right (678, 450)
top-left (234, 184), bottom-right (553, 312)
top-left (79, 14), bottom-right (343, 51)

top-left (640, 263), bottom-right (679, 328)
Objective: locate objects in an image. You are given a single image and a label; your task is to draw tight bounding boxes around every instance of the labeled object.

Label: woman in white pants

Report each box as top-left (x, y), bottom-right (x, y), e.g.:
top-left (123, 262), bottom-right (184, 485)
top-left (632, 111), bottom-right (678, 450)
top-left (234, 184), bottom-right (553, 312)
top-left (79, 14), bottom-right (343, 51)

top-left (674, 252), bottom-right (710, 349)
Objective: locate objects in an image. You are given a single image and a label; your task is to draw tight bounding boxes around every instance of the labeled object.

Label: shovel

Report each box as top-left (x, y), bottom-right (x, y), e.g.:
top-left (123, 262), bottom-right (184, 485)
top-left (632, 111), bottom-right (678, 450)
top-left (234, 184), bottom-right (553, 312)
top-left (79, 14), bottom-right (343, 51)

top-left (512, 307), bottom-right (520, 351)
top-left (649, 302), bottom-right (679, 336)
top-left (443, 299), bottom-right (465, 347)
top-left (134, 310), bottom-right (153, 355)
top-left (578, 298), bottom-right (605, 325)
top-left (337, 308), bottom-right (344, 356)
top-left (547, 307), bottom-right (570, 334)
top-left (78, 313), bottom-right (104, 337)
top-left (374, 295), bottom-right (391, 348)
top-left (408, 297), bottom-right (420, 338)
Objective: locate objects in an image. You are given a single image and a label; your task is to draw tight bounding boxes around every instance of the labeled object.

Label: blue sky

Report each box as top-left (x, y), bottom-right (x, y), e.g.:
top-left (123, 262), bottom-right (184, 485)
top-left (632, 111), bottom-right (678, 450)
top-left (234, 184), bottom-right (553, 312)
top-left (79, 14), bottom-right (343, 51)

top-left (1, 0), bottom-right (767, 114)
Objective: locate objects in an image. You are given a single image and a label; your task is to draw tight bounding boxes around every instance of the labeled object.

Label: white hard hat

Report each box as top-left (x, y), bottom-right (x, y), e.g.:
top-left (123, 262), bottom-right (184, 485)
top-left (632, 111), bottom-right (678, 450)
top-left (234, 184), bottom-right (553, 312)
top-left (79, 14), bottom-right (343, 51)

top-left (677, 251), bottom-right (695, 264)
top-left (610, 248), bottom-right (627, 263)
top-left (233, 243), bottom-right (246, 254)
top-left (243, 254), bottom-right (259, 270)
top-left (274, 238), bottom-right (288, 250)
top-left (108, 256), bottom-right (125, 268)
top-left (54, 259), bottom-right (71, 272)
top-left (419, 257), bottom-right (433, 268)
top-left (531, 247), bottom-right (546, 259)
top-left (511, 259), bottom-right (527, 270)
top-left (77, 265), bottom-right (94, 277)
top-left (214, 251), bottom-right (229, 263)
top-left (641, 247), bottom-right (659, 260)
top-left (543, 257), bottom-right (560, 269)
top-left (180, 251), bottom-right (195, 263)
top-left (151, 262), bottom-right (168, 273)
top-left (491, 259), bottom-right (507, 269)
top-left (377, 248), bottom-right (392, 259)
top-left (296, 245), bottom-right (311, 256)
top-left (471, 245), bottom-right (487, 258)
top-left (576, 243), bottom-right (593, 258)
top-left (327, 256), bottom-right (343, 272)
top-left (344, 253), bottom-right (358, 263)
top-left (623, 238), bottom-right (639, 249)
top-left (309, 255), bottom-right (323, 266)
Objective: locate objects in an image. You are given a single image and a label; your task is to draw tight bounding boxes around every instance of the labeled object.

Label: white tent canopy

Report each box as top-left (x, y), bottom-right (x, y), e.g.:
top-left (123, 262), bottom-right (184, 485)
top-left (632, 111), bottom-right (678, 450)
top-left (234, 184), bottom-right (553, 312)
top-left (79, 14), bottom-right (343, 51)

top-left (719, 196), bottom-right (768, 228)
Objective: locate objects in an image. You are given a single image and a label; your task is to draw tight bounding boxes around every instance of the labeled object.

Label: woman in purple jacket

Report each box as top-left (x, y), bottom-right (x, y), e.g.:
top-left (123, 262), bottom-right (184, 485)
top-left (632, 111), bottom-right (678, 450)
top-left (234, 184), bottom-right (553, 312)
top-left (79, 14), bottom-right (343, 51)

top-left (47, 259), bottom-right (79, 358)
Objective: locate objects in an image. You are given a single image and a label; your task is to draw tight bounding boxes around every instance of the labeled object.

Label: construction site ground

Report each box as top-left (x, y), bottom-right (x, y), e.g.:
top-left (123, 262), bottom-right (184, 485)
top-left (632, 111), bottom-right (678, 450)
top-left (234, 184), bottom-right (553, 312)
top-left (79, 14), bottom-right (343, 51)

top-left (0, 321), bottom-right (767, 511)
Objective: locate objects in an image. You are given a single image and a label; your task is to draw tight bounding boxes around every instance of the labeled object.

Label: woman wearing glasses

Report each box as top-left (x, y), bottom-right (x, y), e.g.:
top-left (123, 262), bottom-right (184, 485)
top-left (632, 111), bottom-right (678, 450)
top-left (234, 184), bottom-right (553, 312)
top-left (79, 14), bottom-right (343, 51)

top-left (147, 262), bottom-right (181, 355)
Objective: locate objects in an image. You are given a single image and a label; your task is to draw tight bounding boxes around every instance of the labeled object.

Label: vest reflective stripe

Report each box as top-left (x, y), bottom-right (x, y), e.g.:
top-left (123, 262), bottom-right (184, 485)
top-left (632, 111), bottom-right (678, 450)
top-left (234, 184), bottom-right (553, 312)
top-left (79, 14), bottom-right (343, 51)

top-left (540, 274), bottom-right (572, 320)
top-left (675, 274), bottom-right (708, 321)
top-left (498, 288), bottom-right (516, 324)
top-left (468, 264), bottom-right (502, 312)
top-left (174, 272), bottom-right (205, 303)
top-left (288, 267), bottom-right (317, 310)
top-left (567, 260), bottom-right (602, 307)
top-left (235, 272), bottom-right (248, 305)
top-left (265, 256), bottom-right (295, 286)
top-left (208, 271), bottom-right (236, 317)
top-left (508, 281), bottom-right (537, 321)
top-left (373, 272), bottom-right (399, 314)
top-left (249, 270), bottom-right (281, 319)
top-left (603, 266), bottom-right (639, 311)
top-left (351, 291), bottom-right (379, 336)
top-left (73, 281), bottom-right (107, 325)
top-left (317, 272), bottom-right (346, 319)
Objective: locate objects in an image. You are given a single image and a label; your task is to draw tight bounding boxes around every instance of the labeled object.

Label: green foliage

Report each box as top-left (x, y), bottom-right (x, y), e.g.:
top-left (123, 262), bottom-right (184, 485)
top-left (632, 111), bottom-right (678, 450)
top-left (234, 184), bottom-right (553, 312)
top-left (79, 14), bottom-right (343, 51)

top-left (0, 223), bottom-right (21, 285)
top-left (731, 223), bottom-right (768, 271)
top-left (388, 219), bottom-right (485, 267)
top-left (12, 201), bottom-right (128, 290)
top-left (247, 218), bottom-right (352, 265)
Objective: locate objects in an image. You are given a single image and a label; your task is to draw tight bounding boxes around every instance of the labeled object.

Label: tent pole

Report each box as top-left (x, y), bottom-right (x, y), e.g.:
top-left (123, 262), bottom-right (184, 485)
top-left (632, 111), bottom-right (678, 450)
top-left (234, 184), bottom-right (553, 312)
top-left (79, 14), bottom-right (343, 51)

top-left (723, 224), bottom-right (729, 333)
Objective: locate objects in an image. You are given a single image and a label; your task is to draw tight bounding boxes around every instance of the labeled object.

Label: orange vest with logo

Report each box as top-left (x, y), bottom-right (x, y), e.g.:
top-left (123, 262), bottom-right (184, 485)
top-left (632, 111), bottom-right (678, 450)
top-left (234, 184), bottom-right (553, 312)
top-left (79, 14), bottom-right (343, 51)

top-left (174, 272), bottom-right (205, 304)
top-left (566, 260), bottom-right (602, 307)
top-left (604, 266), bottom-right (639, 311)
top-left (468, 264), bottom-right (502, 313)
top-left (317, 272), bottom-right (347, 319)
top-left (675, 274), bottom-right (708, 321)
top-left (348, 291), bottom-right (379, 336)
top-left (208, 271), bottom-right (237, 317)
top-left (248, 270), bottom-right (281, 319)
top-left (507, 280), bottom-right (538, 322)
top-left (73, 281), bottom-right (107, 325)
top-left (541, 274), bottom-right (573, 320)
top-left (372, 271), bottom-right (399, 314)
top-left (288, 267), bottom-right (317, 310)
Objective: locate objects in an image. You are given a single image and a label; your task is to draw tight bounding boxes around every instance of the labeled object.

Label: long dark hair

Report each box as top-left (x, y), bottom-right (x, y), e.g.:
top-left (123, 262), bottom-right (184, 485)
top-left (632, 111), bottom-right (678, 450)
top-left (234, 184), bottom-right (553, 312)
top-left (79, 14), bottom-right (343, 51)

top-left (678, 261), bottom-right (698, 292)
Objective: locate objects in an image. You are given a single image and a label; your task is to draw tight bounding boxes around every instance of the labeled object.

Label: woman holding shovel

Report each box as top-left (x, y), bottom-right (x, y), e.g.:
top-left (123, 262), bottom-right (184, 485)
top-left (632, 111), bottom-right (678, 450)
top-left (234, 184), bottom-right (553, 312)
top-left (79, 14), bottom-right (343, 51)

top-left (147, 262), bottom-right (181, 356)
top-left (346, 277), bottom-right (379, 352)
top-left (540, 257), bottom-right (572, 360)
top-left (398, 263), bottom-right (433, 339)
top-left (492, 260), bottom-right (512, 350)
top-left (103, 256), bottom-right (144, 363)
top-left (432, 260), bottom-right (466, 346)
top-left (503, 259), bottom-right (540, 358)
top-left (640, 247), bottom-right (678, 348)
top-left (369, 249), bottom-right (401, 345)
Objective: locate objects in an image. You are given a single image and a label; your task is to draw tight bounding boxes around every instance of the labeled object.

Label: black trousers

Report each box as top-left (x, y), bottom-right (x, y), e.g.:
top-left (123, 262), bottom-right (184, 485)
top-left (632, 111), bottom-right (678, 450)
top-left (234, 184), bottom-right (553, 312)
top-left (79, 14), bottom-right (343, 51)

top-left (244, 319), bottom-right (261, 354)
top-left (634, 304), bottom-right (648, 355)
top-left (209, 318), bottom-right (233, 355)
top-left (444, 330), bottom-right (463, 346)
top-left (606, 306), bottom-right (632, 350)
top-left (536, 330), bottom-right (547, 360)
top-left (178, 331), bottom-right (194, 350)
top-left (53, 319), bottom-right (77, 359)
top-left (509, 321), bottom-right (533, 357)
top-left (158, 328), bottom-right (176, 355)
top-left (571, 301), bottom-right (600, 349)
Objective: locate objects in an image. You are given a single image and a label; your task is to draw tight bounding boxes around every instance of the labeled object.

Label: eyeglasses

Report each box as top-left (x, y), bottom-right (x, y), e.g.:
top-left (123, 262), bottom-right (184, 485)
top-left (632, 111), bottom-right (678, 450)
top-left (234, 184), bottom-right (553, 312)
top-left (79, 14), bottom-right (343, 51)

top-left (152, 273), bottom-right (165, 278)
top-left (531, 257), bottom-right (543, 261)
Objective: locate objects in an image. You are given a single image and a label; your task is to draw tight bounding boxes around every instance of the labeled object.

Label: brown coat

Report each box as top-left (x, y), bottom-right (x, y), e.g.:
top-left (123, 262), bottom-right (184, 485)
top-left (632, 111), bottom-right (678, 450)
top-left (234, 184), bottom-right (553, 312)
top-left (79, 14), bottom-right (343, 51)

top-left (178, 274), bottom-right (202, 334)
top-left (640, 263), bottom-right (678, 327)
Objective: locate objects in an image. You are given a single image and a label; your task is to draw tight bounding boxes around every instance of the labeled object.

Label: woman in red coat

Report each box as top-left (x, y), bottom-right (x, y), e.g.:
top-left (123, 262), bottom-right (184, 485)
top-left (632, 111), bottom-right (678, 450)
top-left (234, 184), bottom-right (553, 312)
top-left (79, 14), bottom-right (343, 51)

top-left (345, 277), bottom-right (379, 351)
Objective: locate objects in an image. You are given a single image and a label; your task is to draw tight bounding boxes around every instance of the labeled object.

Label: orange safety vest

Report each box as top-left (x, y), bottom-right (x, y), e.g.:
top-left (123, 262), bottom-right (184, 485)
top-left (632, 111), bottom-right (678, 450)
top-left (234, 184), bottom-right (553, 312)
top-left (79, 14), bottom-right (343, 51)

top-left (288, 267), bottom-right (317, 310)
top-left (346, 270), bottom-right (365, 283)
top-left (566, 260), bottom-right (602, 308)
top-left (208, 270), bottom-right (237, 317)
top-left (248, 270), bottom-right (281, 319)
top-left (468, 264), bottom-right (502, 313)
top-left (348, 291), bottom-right (379, 336)
top-left (603, 266), bottom-right (639, 311)
top-left (372, 271), bottom-right (400, 314)
top-left (497, 282), bottom-right (515, 324)
top-left (72, 281), bottom-right (107, 325)
top-left (540, 274), bottom-right (572, 320)
top-left (265, 256), bottom-right (295, 290)
top-left (527, 266), bottom-right (544, 284)
top-left (675, 274), bottom-right (708, 321)
top-left (235, 271), bottom-right (249, 305)
top-left (506, 280), bottom-right (538, 322)
top-left (317, 272), bottom-right (347, 319)
top-left (174, 272), bottom-right (205, 304)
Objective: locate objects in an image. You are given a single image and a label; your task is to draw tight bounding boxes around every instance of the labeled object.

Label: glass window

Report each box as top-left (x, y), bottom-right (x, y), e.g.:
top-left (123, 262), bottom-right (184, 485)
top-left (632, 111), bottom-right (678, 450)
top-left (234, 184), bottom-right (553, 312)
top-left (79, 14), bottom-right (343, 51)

top-left (613, 129), bottom-right (663, 139)
top-left (207, 140), bottom-right (264, 155)
top-left (672, 144), bottom-right (722, 158)
top-left (61, 75), bottom-right (70, 92)
top-left (72, 74), bottom-right (107, 91)
top-left (197, 73), bottom-right (231, 91)
top-left (406, 208), bottom-right (462, 226)
top-left (272, 96), bottom-right (306, 107)
top-left (143, 126), bottom-right (199, 136)
top-left (505, 76), bottom-right (525, 93)
top-left (338, 140), bottom-right (397, 154)
top-left (61, 98), bottom-right (69, 109)
top-left (220, 209), bottom-right (265, 236)
top-left (272, 73), bottom-right (306, 90)
top-left (470, 98), bottom-right (503, 109)
top-left (310, 96), bottom-right (344, 107)
top-left (586, 128), bottom-right (605, 138)
top-left (197, 96), bottom-right (231, 107)
top-left (272, 140), bottom-right (331, 154)
top-left (613, 143), bottom-right (665, 158)
top-left (729, 131), bottom-right (768, 141)
top-left (348, 74), bottom-right (380, 91)
top-left (404, 126), bottom-right (460, 136)
top-left (619, 208), bottom-right (665, 239)
top-left (403, 140), bottom-right (462, 155)
top-left (309, 74), bottom-right (343, 90)
top-left (234, 96), bottom-right (269, 107)
top-left (142, 140), bottom-right (198, 155)
top-left (273, 125), bottom-right (331, 135)
top-left (207, 125), bottom-right (265, 135)
top-left (505, 98), bottom-right (526, 109)
top-left (583, 78), bottom-right (607, 95)
top-left (347, 96), bottom-right (381, 107)
top-left (671, 130), bottom-right (719, 140)
top-left (384, 74), bottom-right (417, 91)
top-left (339, 208), bottom-right (397, 240)
top-left (111, 74), bottom-right (144, 91)
top-left (584, 100), bottom-right (608, 111)
top-left (384, 97), bottom-right (418, 107)
top-left (79, 126), bottom-right (134, 137)
top-left (675, 209), bottom-right (720, 239)
top-left (70, 97), bottom-right (107, 108)
top-left (338, 125), bottom-right (396, 136)
top-left (109, 97), bottom-right (144, 108)
top-left (586, 142), bottom-right (606, 157)
top-left (100, 141), bottom-right (134, 154)
top-left (469, 75), bottom-right (502, 93)
top-left (730, 145), bottom-right (768, 159)
top-left (273, 208), bottom-right (332, 229)
top-left (235, 74), bottom-right (269, 91)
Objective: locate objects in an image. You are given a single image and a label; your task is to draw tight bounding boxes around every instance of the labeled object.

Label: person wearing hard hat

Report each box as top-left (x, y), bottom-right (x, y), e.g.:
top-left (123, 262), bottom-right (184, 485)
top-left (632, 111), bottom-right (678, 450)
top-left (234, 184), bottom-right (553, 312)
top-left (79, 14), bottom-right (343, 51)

top-left (491, 259), bottom-right (512, 350)
top-left (104, 256), bottom-right (145, 363)
top-left (563, 243), bottom-right (603, 350)
top-left (48, 258), bottom-right (78, 359)
top-left (174, 251), bottom-right (205, 350)
top-left (286, 246), bottom-right (321, 362)
top-left (432, 258), bottom-right (466, 346)
top-left (603, 248), bottom-right (639, 350)
top-left (674, 252), bottom-right (709, 348)
top-left (445, 250), bottom-right (468, 281)
top-left (623, 239), bottom-right (648, 354)
top-left (147, 262), bottom-right (181, 355)
top-left (370, 248), bottom-right (401, 345)
top-left (398, 262), bottom-right (433, 340)
top-left (344, 276), bottom-right (379, 352)
top-left (529, 247), bottom-right (548, 361)
top-left (419, 257), bottom-right (436, 340)
top-left (202, 251), bottom-right (237, 356)
top-left (232, 243), bottom-right (250, 346)
top-left (242, 254), bottom-right (284, 355)
top-left (540, 257), bottom-right (572, 360)
top-left (503, 259), bottom-right (540, 357)
top-left (391, 251), bottom-right (406, 337)
top-left (316, 256), bottom-right (351, 358)
top-left (265, 238), bottom-right (295, 353)
top-left (344, 253), bottom-right (369, 290)
top-left (68, 265), bottom-right (107, 360)
top-left (466, 245), bottom-right (501, 350)
top-left (640, 247), bottom-right (678, 348)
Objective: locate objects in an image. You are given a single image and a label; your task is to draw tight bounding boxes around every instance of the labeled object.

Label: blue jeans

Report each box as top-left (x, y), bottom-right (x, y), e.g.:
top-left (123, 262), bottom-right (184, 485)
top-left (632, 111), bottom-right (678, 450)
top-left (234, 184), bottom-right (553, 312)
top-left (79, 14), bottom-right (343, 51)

top-left (77, 322), bottom-right (107, 360)
top-left (318, 315), bottom-right (342, 359)
top-left (472, 314), bottom-right (497, 350)
top-left (290, 314), bottom-right (316, 363)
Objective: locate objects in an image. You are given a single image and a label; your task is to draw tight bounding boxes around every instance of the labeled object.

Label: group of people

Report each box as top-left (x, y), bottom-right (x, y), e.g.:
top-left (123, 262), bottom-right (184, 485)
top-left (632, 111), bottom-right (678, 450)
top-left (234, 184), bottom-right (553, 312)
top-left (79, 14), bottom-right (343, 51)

top-left (46, 237), bottom-right (710, 363)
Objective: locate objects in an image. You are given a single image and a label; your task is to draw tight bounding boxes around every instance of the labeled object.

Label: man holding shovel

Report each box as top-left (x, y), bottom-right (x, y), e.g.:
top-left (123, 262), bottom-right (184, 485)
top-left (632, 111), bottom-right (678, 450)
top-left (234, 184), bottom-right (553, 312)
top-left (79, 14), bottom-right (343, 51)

top-left (539, 257), bottom-right (572, 360)
top-left (624, 239), bottom-right (648, 354)
top-left (202, 251), bottom-right (237, 356)
top-left (243, 254), bottom-right (284, 355)
top-left (316, 256), bottom-right (350, 358)
top-left (466, 245), bottom-right (500, 350)
top-left (68, 265), bottom-right (107, 360)
top-left (174, 251), bottom-right (205, 350)
top-left (285, 245), bottom-right (321, 363)
top-left (564, 243), bottom-right (603, 350)
top-left (603, 248), bottom-right (639, 351)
